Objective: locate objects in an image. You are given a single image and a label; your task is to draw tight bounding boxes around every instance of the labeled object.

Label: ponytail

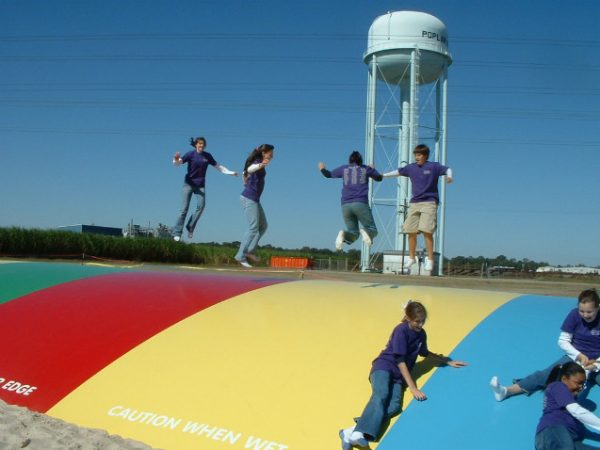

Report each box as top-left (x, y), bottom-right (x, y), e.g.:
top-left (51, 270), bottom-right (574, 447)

top-left (243, 148), bottom-right (264, 175)
top-left (545, 361), bottom-right (584, 387)
top-left (242, 144), bottom-right (274, 178)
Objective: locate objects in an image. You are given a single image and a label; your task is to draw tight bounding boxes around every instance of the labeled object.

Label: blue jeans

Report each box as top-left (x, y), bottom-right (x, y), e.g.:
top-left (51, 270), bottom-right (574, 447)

top-left (173, 183), bottom-right (205, 237)
top-left (354, 370), bottom-right (404, 442)
top-left (517, 356), bottom-right (600, 395)
top-left (235, 196), bottom-right (267, 262)
top-left (535, 425), bottom-right (598, 449)
top-left (341, 202), bottom-right (378, 244)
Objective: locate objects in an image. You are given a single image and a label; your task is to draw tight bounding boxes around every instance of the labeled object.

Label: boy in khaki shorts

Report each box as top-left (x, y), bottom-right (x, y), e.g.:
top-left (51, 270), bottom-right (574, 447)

top-left (383, 144), bottom-right (453, 271)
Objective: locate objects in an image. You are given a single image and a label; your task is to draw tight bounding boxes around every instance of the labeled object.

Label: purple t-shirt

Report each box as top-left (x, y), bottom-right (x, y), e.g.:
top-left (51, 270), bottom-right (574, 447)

top-left (370, 322), bottom-right (429, 384)
top-left (561, 308), bottom-right (600, 359)
top-left (536, 381), bottom-right (583, 440)
top-left (241, 158), bottom-right (267, 202)
top-left (329, 164), bottom-right (382, 204)
top-left (181, 150), bottom-right (217, 188)
top-left (397, 161), bottom-right (449, 203)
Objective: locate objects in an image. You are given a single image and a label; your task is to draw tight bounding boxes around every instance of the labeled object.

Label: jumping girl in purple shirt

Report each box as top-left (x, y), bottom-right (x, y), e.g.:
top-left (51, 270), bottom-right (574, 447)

top-left (339, 301), bottom-right (467, 450)
top-left (172, 137), bottom-right (237, 241)
top-left (234, 144), bottom-right (274, 268)
top-left (535, 362), bottom-right (600, 449)
top-left (491, 289), bottom-right (600, 402)
top-left (319, 151), bottom-right (382, 251)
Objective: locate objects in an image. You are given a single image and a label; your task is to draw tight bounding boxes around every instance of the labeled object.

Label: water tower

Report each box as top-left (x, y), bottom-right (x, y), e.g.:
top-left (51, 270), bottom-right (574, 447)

top-left (361, 11), bottom-right (452, 275)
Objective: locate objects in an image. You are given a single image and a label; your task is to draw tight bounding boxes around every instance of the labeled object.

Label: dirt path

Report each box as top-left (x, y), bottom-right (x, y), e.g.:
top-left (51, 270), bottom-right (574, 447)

top-left (165, 264), bottom-right (597, 298)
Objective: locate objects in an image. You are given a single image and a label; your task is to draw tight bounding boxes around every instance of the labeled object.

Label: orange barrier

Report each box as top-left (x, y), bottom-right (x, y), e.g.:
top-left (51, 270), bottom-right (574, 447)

top-left (270, 256), bottom-right (312, 269)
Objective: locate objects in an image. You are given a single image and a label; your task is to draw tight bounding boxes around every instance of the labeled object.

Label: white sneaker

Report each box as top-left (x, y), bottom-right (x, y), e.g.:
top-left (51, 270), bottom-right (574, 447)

top-left (490, 376), bottom-right (508, 402)
top-left (335, 230), bottom-right (345, 251)
top-left (239, 261), bottom-right (253, 268)
top-left (173, 236), bottom-right (181, 242)
top-left (424, 257), bottom-right (433, 271)
top-left (350, 431), bottom-right (368, 447)
top-left (339, 428), bottom-right (352, 450)
top-left (403, 257), bottom-right (415, 268)
top-left (359, 229), bottom-right (372, 247)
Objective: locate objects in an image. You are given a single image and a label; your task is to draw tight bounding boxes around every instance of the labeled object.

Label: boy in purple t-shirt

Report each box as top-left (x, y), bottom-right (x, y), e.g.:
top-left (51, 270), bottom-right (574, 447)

top-left (383, 144), bottom-right (453, 271)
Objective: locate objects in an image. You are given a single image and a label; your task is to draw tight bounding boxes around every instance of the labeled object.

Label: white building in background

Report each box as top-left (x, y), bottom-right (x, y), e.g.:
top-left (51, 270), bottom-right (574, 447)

top-left (536, 266), bottom-right (600, 275)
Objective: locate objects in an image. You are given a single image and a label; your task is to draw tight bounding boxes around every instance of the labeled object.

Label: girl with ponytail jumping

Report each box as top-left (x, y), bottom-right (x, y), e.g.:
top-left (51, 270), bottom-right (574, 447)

top-left (235, 144), bottom-right (274, 268)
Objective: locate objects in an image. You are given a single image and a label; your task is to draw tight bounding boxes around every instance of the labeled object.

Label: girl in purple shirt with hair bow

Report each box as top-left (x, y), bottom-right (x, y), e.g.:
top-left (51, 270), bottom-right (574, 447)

top-left (339, 301), bottom-right (467, 449)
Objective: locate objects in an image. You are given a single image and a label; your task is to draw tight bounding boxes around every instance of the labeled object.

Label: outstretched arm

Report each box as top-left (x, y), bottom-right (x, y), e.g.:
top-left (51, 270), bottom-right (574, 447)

top-left (382, 170), bottom-right (400, 178)
top-left (426, 351), bottom-right (468, 368)
top-left (215, 164), bottom-right (238, 176)
top-left (318, 162), bottom-right (332, 178)
top-left (445, 168), bottom-right (453, 184)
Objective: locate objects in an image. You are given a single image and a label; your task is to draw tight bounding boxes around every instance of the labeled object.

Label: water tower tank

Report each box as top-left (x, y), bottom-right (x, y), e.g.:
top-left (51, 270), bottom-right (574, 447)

top-left (364, 11), bottom-right (452, 85)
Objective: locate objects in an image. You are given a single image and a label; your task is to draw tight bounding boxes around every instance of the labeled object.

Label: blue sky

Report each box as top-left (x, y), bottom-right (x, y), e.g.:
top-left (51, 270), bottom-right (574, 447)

top-left (1, 0), bottom-right (599, 266)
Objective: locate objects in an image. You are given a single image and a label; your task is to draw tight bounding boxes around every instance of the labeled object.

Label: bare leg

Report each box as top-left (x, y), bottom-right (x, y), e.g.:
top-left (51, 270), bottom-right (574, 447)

top-left (408, 233), bottom-right (417, 259)
top-left (423, 232), bottom-right (434, 260)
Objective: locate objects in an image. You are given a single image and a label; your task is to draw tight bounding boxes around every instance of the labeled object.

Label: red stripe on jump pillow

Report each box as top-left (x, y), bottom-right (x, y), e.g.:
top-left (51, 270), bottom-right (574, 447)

top-left (0, 272), bottom-right (286, 412)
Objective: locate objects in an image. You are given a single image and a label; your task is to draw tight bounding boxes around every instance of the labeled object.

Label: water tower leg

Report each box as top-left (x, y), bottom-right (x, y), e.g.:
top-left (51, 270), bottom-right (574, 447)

top-left (361, 55), bottom-right (377, 272)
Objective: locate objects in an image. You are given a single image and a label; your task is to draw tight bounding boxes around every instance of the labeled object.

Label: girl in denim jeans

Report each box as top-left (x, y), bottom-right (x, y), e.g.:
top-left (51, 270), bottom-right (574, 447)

top-left (491, 289), bottom-right (600, 402)
top-left (171, 137), bottom-right (238, 241)
top-left (319, 151), bottom-right (382, 252)
top-left (339, 301), bottom-right (467, 449)
top-left (234, 144), bottom-right (274, 268)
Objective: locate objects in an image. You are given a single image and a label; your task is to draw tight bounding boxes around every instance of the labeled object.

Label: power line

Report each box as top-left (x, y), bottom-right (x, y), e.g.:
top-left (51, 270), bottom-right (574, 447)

top-left (1, 55), bottom-right (599, 76)
top-left (0, 125), bottom-right (597, 149)
top-left (0, 82), bottom-right (597, 98)
top-left (0, 32), bottom-right (599, 48)
top-left (1, 96), bottom-right (598, 119)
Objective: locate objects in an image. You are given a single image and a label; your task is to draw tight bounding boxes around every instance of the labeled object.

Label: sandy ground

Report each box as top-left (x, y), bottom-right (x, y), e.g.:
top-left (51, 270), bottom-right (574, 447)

top-left (0, 400), bottom-right (160, 450)
top-left (1, 261), bottom-right (597, 449)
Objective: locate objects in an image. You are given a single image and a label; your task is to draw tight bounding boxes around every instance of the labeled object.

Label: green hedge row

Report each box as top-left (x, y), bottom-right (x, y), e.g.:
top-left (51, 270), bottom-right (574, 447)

top-left (0, 227), bottom-right (352, 267)
top-left (0, 227), bottom-right (210, 264)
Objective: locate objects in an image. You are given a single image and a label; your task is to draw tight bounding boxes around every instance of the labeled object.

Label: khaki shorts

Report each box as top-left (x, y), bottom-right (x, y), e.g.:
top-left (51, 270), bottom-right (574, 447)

top-left (403, 201), bottom-right (438, 234)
